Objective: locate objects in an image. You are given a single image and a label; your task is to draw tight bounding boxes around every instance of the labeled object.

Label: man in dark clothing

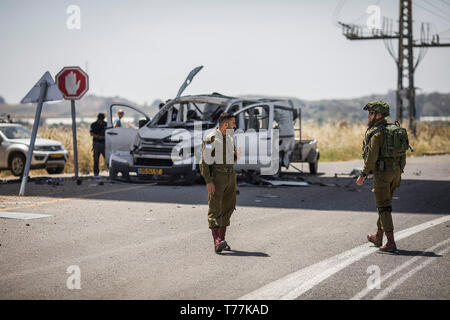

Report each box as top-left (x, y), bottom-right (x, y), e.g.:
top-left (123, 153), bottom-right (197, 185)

top-left (90, 113), bottom-right (107, 177)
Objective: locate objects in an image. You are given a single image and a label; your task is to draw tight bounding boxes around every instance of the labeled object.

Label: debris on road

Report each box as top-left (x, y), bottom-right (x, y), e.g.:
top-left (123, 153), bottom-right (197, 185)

top-left (259, 179), bottom-right (309, 187)
top-left (257, 194), bottom-right (280, 199)
top-left (334, 168), bottom-right (362, 178)
top-left (238, 182), bottom-right (255, 187)
top-left (33, 177), bottom-right (64, 186)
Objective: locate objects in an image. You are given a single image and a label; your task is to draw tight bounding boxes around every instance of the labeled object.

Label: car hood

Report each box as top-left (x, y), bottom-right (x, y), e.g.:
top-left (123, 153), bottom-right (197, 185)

top-left (138, 127), bottom-right (193, 141)
top-left (137, 126), bottom-right (216, 146)
top-left (8, 138), bottom-right (63, 147)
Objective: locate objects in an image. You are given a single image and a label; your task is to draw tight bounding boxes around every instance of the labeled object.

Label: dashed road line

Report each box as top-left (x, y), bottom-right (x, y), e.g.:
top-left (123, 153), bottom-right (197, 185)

top-left (351, 237), bottom-right (450, 300)
top-left (373, 244), bottom-right (450, 300)
top-left (239, 215), bottom-right (450, 300)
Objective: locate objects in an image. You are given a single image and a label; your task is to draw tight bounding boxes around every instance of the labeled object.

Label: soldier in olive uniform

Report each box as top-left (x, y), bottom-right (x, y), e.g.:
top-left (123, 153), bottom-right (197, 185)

top-left (356, 101), bottom-right (404, 252)
top-left (200, 113), bottom-right (238, 253)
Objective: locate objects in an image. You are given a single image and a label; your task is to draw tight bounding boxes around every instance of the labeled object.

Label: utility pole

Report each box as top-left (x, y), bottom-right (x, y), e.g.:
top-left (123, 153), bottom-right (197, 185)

top-left (339, 0), bottom-right (450, 136)
top-left (397, 0), bottom-right (415, 134)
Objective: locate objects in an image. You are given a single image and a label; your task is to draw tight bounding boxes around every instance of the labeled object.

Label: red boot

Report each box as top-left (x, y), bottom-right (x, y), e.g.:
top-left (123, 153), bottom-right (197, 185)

top-left (212, 228), bottom-right (227, 253)
top-left (379, 231), bottom-right (397, 252)
top-left (367, 229), bottom-right (384, 247)
top-left (219, 227), bottom-right (231, 251)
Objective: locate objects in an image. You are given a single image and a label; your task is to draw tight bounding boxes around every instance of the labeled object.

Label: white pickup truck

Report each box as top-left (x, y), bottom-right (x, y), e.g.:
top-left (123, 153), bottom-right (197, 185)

top-left (105, 68), bottom-right (319, 184)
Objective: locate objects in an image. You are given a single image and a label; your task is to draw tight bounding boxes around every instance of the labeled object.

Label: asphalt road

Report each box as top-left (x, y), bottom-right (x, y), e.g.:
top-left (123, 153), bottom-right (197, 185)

top-left (0, 155), bottom-right (449, 300)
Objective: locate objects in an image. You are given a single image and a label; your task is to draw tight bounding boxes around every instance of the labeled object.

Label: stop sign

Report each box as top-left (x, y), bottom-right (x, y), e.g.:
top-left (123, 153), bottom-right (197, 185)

top-left (55, 66), bottom-right (89, 100)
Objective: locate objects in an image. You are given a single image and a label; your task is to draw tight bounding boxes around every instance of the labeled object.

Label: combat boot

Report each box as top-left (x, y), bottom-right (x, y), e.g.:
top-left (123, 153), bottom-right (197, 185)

top-left (219, 227), bottom-right (231, 251)
top-left (379, 231), bottom-right (397, 252)
top-left (212, 228), bottom-right (227, 253)
top-left (367, 229), bottom-right (384, 247)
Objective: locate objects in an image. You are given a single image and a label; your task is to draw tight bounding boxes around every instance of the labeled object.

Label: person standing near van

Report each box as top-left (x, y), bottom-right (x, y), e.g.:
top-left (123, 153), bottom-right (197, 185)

top-left (90, 113), bottom-right (107, 177)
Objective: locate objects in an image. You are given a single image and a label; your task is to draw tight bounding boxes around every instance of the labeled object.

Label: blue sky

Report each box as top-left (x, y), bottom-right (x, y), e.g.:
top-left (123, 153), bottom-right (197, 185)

top-left (1, 0), bottom-right (449, 105)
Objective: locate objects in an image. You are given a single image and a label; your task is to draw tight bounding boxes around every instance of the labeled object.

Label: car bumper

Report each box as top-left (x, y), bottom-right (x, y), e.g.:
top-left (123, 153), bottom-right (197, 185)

top-left (113, 157), bottom-right (196, 181)
top-left (30, 151), bottom-right (68, 168)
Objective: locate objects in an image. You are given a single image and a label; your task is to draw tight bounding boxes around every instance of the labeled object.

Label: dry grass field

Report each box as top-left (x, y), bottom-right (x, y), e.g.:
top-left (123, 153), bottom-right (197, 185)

top-left (300, 120), bottom-right (450, 162)
top-left (1, 121), bottom-right (449, 177)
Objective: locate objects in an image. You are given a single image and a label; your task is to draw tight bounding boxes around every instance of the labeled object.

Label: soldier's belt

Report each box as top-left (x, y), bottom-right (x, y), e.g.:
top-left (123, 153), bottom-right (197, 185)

top-left (211, 167), bottom-right (234, 174)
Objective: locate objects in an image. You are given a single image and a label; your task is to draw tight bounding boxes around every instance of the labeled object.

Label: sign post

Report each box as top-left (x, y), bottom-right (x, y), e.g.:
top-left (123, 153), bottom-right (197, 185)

top-left (70, 100), bottom-right (79, 180)
top-left (19, 72), bottom-right (64, 196)
top-left (55, 66), bottom-right (89, 183)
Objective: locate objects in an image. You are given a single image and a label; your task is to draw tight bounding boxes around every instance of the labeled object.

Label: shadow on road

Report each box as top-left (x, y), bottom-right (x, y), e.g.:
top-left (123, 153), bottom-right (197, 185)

top-left (377, 249), bottom-right (443, 257)
top-left (219, 250), bottom-right (270, 257)
top-left (1, 174), bottom-right (449, 215)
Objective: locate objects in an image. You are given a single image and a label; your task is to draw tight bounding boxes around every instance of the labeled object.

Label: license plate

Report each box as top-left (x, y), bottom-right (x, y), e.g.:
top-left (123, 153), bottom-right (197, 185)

top-left (139, 168), bottom-right (163, 175)
top-left (50, 153), bottom-right (63, 158)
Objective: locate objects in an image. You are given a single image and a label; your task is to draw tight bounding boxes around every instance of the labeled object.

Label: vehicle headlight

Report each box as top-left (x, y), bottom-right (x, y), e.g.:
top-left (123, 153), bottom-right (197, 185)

top-left (34, 146), bottom-right (44, 151)
top-left (133, 134), bottom-right (141, 147)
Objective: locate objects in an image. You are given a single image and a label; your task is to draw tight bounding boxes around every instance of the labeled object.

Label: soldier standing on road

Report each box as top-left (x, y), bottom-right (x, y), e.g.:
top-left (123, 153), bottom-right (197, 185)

top-left (356, 101), bottom-right (406, 252)
top-left (90, 113), bottom-right (107, 177)
top-left (200, 113), bottom-right (239, 253)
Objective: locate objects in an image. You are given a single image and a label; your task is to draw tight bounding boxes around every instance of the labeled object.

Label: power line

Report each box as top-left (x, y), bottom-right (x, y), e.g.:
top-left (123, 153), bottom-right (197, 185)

top-left (438, 27), bottom-right (450, 34)
top-left (439, 0), bottom-right (450, 8)
top-left (332, 0), bottom-right (347, 28)
top-left (421, 0), bottom-right (450, 14)
top-left (414, 1), bottom-right (450, 22)
top-left (338, 0), bottom-right (450, 136)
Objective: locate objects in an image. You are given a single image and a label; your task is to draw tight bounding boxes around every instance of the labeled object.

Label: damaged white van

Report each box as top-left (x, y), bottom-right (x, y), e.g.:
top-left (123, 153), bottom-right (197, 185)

top-left (105, 67), bottom-right (319, 184)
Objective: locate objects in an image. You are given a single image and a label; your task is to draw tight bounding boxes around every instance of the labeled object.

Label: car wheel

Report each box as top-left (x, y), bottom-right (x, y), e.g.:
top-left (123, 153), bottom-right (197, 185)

top-left (109, 160), bottom-right (130, 181)
top-left (9, 153), bottom-right (26, 176)
top-left (46, 166), bottom-right (64, 174)
top-left (309, 161), bottom-right (318, 174)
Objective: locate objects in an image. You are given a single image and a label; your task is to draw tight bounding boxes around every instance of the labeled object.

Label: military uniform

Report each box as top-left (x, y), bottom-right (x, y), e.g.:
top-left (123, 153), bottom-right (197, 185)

top-left (200, 128), bottom-right (237, 252)
top-left (361, 101), bottom-right (405, 252)
top-left (362, 118), bottom-right (404, 233)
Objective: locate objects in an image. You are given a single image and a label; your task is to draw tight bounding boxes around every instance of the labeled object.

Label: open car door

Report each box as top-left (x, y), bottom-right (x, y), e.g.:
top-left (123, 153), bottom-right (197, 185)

top-left (232, 103), bottom-right (274, 172)
top-left (105, 103), bottom-right (150, 166)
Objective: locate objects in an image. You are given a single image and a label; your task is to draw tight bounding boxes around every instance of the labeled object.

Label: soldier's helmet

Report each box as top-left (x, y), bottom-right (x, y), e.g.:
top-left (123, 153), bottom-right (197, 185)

top-left (363, 101), bottom-right (390, 117)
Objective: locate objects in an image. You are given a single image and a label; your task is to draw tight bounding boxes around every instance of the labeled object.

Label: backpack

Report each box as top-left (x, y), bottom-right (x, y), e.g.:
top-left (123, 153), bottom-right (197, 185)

top-left (380, 121), bottom-right (413, 160)
top-left (363, 121), bottom-right (413, 170)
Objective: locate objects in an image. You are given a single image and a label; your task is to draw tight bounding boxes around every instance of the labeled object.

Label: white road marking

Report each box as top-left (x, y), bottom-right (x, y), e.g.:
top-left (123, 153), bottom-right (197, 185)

top-left (351, 238), bottom-right (450, 300)
top-left (373, 244), bottom-right (450, 300)
top-left (0, 212), bottom-right (52, 220)
top-left (239, 215), bottom-right (450, 300)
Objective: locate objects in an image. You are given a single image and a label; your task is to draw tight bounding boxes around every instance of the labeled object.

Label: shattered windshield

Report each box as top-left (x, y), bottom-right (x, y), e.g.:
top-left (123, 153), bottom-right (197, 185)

top-left (150, 102), bottom-right (224, 129)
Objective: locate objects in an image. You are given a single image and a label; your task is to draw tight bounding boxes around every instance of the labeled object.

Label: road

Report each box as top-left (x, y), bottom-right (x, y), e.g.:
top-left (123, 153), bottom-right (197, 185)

top-left (0, 155), bottom-right (449, 300)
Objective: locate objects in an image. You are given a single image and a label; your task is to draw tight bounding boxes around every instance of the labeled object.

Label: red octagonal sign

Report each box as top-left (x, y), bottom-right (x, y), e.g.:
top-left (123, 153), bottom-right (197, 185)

top-left (55, 66), bottom-right (89, 100)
